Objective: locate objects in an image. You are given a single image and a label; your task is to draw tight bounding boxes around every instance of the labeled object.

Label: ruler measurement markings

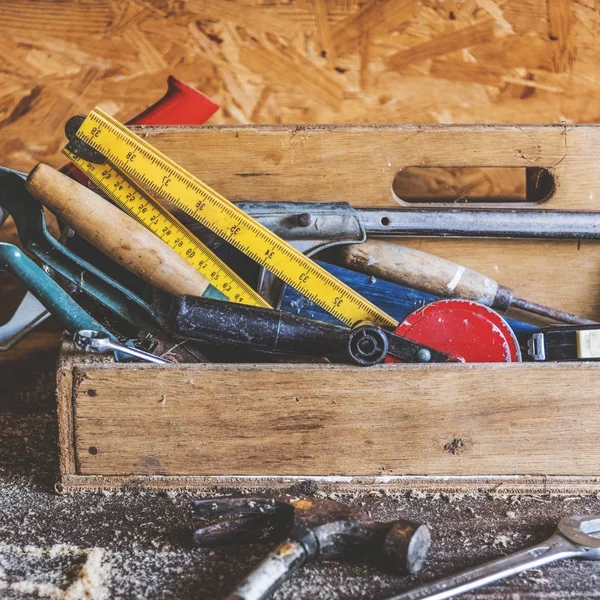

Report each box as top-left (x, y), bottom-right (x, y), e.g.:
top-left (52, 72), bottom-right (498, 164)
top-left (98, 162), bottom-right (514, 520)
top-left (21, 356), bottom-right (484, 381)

top-left (66, 150), bottom-right (267, 307)
top-left (74, 109), bottom-right (397, 327)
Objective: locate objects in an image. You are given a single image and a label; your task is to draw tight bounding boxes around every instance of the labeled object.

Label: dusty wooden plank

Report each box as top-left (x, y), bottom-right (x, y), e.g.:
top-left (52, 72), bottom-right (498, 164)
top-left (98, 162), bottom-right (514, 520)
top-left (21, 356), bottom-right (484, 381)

top-left (71, 362), bottom-right (600, 477)
top-left (56, 342), bottom-right (77, 476)
top-left (141, 124), bottom-right (580, 205)
top-left (59, 473), bottom-right (600, 495)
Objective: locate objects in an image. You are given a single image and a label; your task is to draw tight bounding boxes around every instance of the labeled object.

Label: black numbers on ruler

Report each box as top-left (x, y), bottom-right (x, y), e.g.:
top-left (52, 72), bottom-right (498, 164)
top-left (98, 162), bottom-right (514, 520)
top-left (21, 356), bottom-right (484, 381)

top-left (90, 127), bottom-right (101, 138)
top-left (211, 271), bottom-right (219, 281)
top-left (126, 191), bottom-right (136, 202)
top-left (264, 249), bottom-right (275, 260)
top-left (101, 169), bottom-right (111, 180)
top-left (195, 201), bottom-right (205, 211)
top-left (162, 226), bottom-right (172, 236)
top-left (333, 297), bottom-right (343, 307)
top-left (299, 273), bottom-right (310, 283)
top-left (162, 175), bottom-right (171, 187)
top-left (222, 282), bottom-right (232, 292)
top-left (137, 204), bottom-right (148, 214)
top-left (185, 248), bottom-right (196, 258)
top-left (173, 237), bottom-right (183, 248)
top-left (126, 152), bottom-right (136, 162)
top-left (230, 224), bottom-right (241, 236)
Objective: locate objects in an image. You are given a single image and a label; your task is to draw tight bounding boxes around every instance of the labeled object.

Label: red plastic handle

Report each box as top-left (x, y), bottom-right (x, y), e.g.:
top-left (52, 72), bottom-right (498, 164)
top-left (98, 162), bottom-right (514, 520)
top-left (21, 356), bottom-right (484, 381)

top-left (127, 76), bottom-right (219, 125)
top-left (63, 76), bottom-right (219, 183)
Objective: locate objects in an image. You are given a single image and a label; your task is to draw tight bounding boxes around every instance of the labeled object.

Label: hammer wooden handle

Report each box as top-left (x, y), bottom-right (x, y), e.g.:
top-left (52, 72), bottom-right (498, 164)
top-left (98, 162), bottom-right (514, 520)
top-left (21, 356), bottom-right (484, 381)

top-left (26, 163), bottom-right (214, 298)
top-left (328, 239), bottom-right (505, 308)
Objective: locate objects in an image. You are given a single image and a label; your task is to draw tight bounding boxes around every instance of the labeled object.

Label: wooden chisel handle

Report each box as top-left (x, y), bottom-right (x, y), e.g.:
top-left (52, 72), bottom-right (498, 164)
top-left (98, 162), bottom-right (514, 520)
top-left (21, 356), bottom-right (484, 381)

top-left (26, 164), bottom-right (223, 299)
top-left (327, 239), bottom-right (512, 310)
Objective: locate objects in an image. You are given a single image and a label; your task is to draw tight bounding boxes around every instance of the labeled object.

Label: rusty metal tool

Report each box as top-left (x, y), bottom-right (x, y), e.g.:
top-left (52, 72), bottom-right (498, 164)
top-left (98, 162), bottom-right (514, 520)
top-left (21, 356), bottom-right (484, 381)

top-left (389, 515), bottom-right (600, 600)
top-left (191, 495), bottom-right (430, 600)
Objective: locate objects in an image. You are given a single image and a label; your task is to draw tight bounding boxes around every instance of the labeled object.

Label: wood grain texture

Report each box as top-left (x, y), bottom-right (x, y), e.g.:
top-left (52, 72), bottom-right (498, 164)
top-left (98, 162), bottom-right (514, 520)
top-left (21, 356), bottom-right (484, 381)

top-left (71, 361), bottom-right (600, 477)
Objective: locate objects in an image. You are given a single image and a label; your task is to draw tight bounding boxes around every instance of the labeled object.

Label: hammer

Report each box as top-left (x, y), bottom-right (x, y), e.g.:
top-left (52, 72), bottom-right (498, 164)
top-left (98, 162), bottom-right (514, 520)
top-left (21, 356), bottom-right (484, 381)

top-left (191, 495), bottom-right (431, 600)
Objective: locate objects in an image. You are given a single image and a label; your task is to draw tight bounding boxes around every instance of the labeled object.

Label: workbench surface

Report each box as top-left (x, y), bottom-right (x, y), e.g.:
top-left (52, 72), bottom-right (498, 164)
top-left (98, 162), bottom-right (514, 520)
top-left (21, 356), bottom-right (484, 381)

top-left (2, 313), bottom-right (600, 599)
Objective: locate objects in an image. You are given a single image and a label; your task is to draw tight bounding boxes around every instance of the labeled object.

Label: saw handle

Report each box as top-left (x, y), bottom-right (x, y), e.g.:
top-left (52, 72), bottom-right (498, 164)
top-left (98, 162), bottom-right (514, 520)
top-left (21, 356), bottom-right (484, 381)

top-left (25, 164), bottom-right (224, 300)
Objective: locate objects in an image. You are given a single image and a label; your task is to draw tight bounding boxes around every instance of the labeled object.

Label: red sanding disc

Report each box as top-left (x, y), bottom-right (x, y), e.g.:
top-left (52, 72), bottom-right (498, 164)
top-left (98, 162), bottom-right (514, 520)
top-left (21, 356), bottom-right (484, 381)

top-left (386, 299), bottom-right (521, 363)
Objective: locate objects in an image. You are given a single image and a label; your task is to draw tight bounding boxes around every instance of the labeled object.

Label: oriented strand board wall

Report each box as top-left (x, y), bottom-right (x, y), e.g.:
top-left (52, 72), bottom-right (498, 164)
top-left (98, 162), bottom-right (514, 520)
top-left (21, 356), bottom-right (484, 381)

top-left (0, 0), bottom-right (597, 176)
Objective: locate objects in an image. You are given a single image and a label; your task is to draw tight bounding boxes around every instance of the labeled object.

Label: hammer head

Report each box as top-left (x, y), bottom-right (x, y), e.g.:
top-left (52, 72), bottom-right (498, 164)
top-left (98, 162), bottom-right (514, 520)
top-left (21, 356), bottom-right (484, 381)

top-left (191, 495), bottom-right (430, 575)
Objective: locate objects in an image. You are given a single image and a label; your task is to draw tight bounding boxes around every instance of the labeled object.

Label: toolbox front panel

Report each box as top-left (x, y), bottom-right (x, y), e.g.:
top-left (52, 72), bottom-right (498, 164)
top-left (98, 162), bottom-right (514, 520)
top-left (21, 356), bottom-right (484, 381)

top-left (66, 362), bottom-right (600, 478)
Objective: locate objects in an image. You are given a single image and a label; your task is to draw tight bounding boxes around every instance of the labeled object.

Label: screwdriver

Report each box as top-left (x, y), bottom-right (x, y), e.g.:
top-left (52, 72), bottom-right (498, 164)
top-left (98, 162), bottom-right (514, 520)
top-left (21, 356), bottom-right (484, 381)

top-left (324, 240), bottom-right (595, 325)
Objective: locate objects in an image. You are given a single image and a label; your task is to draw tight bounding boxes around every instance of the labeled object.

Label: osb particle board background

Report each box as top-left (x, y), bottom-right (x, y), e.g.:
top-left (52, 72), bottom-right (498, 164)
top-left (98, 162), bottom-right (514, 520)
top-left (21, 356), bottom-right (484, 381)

top-left (0, 0), bottom-right (599, 175)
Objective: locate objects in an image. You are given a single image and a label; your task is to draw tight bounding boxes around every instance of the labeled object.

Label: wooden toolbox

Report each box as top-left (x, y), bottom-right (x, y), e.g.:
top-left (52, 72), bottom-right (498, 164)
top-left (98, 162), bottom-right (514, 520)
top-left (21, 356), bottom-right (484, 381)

top-left (57, 124), bottom-right (600, 494)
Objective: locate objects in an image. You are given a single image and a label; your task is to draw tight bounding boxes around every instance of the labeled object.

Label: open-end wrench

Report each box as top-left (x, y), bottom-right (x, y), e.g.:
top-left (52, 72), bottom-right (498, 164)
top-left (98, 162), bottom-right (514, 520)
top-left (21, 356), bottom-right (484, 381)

top-left (389, 515), bottom-right (600, 600)
top-left (73, 330), bottom-right (171, 364)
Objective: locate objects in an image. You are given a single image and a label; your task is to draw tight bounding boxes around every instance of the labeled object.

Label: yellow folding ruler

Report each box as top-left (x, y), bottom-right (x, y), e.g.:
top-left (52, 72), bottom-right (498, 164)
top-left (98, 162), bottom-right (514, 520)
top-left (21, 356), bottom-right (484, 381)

top-left (63, 108), bottom-right (397, 328)
top-left (63, 150), bottom-right (268, 308)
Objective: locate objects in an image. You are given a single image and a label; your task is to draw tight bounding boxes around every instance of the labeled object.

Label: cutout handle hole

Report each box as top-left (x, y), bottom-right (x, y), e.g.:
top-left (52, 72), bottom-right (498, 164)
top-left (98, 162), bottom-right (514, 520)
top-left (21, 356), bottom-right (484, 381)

top-left (392, 166), bottom-right (555, 205)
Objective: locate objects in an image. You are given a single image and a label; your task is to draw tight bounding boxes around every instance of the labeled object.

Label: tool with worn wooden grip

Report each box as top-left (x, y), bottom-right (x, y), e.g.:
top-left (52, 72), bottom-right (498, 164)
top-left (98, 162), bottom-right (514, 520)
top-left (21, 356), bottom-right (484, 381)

top-left (187, 202), bottom-right (594, 325)
top-left (25, 164), bottom-right (230, 302)
top-left (324, 240), bottom-right (593, 325)
top-left (62, 148), bottom-right (268, 308)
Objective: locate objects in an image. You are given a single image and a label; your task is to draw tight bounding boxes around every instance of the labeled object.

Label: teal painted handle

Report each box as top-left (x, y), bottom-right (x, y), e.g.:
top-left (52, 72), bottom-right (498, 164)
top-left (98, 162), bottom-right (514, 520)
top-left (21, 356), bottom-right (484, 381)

top-left (0, 242), bottom-right (110, 336)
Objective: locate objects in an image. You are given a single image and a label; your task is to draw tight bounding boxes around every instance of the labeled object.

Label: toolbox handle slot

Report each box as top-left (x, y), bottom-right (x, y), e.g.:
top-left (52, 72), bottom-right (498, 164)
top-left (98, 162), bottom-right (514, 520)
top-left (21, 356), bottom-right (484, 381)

top-left (392, 166), bottom-right (555, 207)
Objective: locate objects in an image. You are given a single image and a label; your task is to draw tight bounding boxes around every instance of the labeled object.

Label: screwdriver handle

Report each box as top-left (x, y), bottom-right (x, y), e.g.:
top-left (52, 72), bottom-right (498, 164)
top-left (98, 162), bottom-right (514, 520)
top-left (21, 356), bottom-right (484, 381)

top-left (327, 240), bottom-right (513, 311)
top-left (25, 164), bottom-right (224, 300)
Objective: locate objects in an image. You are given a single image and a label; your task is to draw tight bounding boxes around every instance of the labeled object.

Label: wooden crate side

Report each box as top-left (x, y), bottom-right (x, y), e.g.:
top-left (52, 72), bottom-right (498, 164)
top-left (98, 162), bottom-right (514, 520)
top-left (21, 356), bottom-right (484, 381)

top-left (58, 474), bottom-right (600, 495)
top-left (56, 341), bottom-right (77, 476)
top-left (140, 124), bottom-right (596, 208)
top-left (70, 361), bottom-right (600, 478)
top-left (135, 124), bottom-right (600, 321)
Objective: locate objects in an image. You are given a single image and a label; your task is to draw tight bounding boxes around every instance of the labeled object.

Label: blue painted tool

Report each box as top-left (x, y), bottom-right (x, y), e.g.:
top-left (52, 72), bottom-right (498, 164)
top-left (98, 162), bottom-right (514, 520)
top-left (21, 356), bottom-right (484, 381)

top-left (280, 260), bottom-right (539, 338)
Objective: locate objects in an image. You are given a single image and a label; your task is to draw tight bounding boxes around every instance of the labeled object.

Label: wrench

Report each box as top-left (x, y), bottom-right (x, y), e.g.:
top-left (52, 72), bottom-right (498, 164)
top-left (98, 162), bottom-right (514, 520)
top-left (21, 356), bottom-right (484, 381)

top-left (389, 515), bottom-right (600, 600)
top-left (73, 329), bottom-right (172, 364)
